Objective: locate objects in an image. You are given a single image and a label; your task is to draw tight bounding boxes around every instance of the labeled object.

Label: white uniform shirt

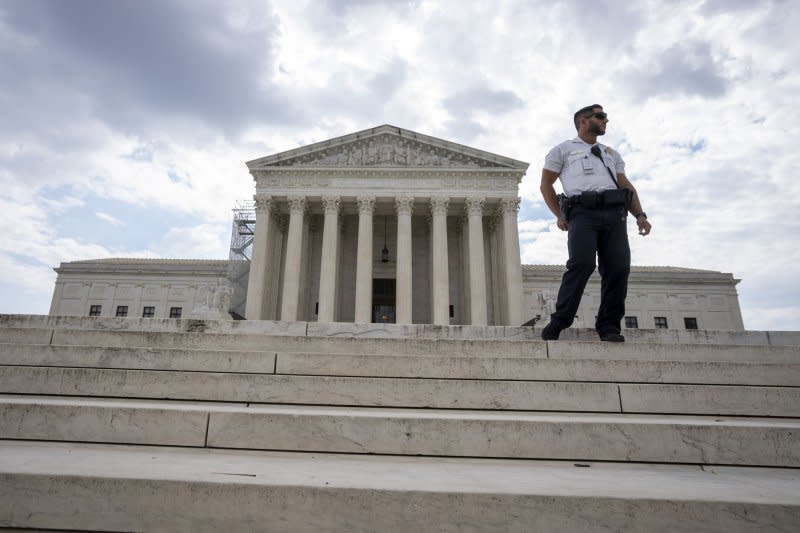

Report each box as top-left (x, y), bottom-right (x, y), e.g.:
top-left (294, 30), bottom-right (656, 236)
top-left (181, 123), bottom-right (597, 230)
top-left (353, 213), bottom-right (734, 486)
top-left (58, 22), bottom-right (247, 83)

top-left (543, 137), bottom-right (626, 197)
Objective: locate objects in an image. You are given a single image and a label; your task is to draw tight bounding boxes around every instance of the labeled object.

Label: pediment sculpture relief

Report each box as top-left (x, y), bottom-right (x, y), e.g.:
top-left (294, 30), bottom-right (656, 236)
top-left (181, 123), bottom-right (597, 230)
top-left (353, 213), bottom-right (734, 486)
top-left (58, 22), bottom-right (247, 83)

top-left (273, 134), bottom-right (500, 168)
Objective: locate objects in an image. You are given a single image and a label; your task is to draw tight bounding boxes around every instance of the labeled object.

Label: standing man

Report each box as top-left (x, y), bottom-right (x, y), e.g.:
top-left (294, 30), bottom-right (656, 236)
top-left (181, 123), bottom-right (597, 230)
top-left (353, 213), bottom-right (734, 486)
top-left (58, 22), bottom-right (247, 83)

top-left (540, 104), bottom-right (651, 342)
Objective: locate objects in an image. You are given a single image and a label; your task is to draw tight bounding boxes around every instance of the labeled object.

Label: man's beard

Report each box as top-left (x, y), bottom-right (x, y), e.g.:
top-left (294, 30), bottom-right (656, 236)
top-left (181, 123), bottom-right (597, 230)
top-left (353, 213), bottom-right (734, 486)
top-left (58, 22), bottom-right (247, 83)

top-left (588, 122), bottom-right (605, 136)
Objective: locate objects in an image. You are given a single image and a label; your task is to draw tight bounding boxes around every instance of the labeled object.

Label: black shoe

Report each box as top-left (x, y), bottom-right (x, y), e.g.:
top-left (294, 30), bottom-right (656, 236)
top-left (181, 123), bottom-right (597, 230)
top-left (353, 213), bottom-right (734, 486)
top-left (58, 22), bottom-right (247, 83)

top-left (599, 332), bottom-right (625, 342)
top-left (541, 323), bottom-right (561, 341)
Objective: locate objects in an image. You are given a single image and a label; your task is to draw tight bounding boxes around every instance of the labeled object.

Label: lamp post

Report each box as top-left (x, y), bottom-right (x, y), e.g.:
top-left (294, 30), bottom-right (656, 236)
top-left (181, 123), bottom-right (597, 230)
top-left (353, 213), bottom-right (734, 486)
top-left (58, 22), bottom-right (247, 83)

top-left (381, 215), bottom-right (390, 263)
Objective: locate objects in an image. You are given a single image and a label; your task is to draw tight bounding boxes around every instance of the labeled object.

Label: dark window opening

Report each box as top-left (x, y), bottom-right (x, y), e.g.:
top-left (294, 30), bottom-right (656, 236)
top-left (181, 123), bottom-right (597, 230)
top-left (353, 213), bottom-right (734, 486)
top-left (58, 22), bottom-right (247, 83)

top-left (372, 278), bottom-right (396, 323)
top-left (449, 305), bottom-right (454, 318)
top-left (115, 305), bottom-right (128, 317)
top-left (142, 306), bottom-right (155, 318)
top-left (684, 317), bottom-right (698, 330)
top-left (89, 305), bottom-right (102, 317)
top-left (624, 316), bottom-right (638, 329)
top-left (169, 307), bottom-right (182, 319)
top-left (654, 316), bottom-right (668, 329)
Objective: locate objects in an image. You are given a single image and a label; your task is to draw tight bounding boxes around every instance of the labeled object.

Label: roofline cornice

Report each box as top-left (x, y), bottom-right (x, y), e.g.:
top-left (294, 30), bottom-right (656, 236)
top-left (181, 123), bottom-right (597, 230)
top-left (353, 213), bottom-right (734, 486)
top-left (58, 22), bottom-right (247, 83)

top-left (54, 261), bottom-right (229, 276)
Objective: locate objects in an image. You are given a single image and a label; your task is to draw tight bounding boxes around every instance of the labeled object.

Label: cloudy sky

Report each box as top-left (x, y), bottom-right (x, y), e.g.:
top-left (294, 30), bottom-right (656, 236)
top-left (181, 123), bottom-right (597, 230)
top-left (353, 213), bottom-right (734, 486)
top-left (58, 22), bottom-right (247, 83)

top-left (1, 0), bottom-right (798, 330)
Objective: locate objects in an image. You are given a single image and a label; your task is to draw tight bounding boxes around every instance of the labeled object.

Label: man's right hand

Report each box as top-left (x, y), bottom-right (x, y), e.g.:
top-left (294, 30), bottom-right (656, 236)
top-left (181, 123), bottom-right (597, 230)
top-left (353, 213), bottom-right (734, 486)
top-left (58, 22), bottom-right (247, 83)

top-left (557, 217), bottom-right (568, 231)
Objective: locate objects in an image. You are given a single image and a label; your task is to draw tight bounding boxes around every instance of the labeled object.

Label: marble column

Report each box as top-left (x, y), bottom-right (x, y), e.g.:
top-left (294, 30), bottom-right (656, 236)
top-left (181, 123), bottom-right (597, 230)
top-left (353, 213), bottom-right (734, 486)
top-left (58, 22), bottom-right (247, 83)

top-left (430, 196), bottom-right (450, 326)
top-left (501, 197), bottom-right (524, 325)
top-left (466, 197), bottom-right (488, 325)
top-left (317, 196), bottom-right (341, 323)
top-left (299, 215), bottom-right (314, 321)
top-left (487, 215), bottom-right (502, 325)
top-left (458, 214), bottom-right (471, 324)
top-left (395, 196), bottom-right (414, 324)
top-left (354, 196), bottom-right (376, 323)
top-left (245, 196), bottom-right (274, 320)
top-left (426, 213), bottom-right (434, 323)
top-left (280, 195), bottom-right (306, 321)
top-left (271, 216), bottom-right (288, 319)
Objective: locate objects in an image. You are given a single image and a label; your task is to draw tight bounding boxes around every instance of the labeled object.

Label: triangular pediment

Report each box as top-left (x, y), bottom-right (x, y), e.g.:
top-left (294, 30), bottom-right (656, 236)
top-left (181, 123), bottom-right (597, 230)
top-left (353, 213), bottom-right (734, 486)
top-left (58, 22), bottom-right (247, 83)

top-left (246, 124), bottom-right (529, 171)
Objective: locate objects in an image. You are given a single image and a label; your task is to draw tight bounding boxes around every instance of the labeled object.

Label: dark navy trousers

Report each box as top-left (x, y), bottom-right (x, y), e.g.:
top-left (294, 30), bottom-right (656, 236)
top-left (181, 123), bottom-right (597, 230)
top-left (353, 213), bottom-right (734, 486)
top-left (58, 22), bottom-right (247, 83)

top-left (550, 204), bottom-right (630, 335)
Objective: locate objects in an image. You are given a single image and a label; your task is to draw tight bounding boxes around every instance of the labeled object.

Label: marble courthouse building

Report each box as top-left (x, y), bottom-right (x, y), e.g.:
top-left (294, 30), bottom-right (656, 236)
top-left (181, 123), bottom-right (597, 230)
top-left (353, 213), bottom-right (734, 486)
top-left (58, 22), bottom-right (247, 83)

top-left (244, 124), bottom-right (527, 327)
top-left (49, 125), bottom-right (745, 331)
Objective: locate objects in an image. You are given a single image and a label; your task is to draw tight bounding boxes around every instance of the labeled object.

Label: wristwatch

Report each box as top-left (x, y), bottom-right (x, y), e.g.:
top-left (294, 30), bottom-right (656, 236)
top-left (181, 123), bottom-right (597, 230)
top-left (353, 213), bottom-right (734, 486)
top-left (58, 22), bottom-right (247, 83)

top-left (634, 212), bottom-right (647, 220)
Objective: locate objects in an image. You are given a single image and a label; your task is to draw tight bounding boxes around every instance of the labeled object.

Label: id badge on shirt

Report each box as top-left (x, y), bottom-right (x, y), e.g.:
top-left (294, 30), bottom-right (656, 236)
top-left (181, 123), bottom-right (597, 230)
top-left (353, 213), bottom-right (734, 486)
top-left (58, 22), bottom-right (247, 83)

top-left (581, 156), bottom-right (593, 174)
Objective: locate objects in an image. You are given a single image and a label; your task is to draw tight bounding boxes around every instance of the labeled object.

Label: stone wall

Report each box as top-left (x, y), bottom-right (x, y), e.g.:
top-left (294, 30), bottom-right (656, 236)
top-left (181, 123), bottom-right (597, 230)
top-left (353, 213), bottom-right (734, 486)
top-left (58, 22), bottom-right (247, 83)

top-left (522, 265), bottom-right (744, 331)
top-left (49, 260), bottom-right (745, 331)
top-left (50, 260), bottom-right (230, 320)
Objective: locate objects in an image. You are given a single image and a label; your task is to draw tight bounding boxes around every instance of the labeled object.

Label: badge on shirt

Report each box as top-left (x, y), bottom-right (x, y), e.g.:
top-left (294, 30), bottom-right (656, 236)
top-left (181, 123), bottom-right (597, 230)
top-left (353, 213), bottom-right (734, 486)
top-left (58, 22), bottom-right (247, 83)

top-left (581, 156), bottom-right (593, 174)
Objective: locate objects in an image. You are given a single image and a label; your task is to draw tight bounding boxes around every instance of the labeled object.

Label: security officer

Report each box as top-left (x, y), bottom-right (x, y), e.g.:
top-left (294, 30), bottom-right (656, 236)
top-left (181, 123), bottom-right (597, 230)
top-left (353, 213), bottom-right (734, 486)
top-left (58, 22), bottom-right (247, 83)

top-left (540, 104), bottom-right (651, 342)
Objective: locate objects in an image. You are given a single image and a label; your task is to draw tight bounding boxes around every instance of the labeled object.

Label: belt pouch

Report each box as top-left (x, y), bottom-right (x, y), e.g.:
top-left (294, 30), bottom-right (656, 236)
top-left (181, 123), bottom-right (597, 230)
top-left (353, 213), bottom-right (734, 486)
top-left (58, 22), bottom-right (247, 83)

top-left (580, 191), bottom-right (599, 208)
top-left (603, 188), bottom-right (631, 207)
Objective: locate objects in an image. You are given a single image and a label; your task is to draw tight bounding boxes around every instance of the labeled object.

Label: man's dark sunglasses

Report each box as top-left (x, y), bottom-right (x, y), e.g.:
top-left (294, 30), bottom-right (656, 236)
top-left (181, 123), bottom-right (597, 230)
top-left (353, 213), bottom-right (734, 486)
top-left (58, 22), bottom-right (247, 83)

top-left (587, 111), bottom-right (607, 120)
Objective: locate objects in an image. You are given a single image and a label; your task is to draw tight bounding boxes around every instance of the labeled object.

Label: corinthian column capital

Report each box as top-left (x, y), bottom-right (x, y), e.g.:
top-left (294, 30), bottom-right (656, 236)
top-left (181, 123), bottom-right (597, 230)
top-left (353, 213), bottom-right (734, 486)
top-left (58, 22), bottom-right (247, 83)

top-left (430, 196), bottom-right (449, 217)
top-left (464, 197), bottom-right (485, 217)
top-left (500, 197), bottom-right (521, 215)
top-left (321, 195), bottom-right (341, 215)
top-left (357, 195), bottom-right (376, 214)
top-left (287, 195), bottom-right (307, 213)
top-left (253, 195), bottom-right (274, 213)
top-left (395, 196), bottom-right (415, 215)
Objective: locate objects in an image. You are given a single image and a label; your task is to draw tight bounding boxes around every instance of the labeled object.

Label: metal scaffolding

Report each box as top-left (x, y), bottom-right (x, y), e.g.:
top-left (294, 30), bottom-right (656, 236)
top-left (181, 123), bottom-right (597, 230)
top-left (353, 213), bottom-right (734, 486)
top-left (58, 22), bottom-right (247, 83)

top-left (227, 200), bottom-right (255, 319)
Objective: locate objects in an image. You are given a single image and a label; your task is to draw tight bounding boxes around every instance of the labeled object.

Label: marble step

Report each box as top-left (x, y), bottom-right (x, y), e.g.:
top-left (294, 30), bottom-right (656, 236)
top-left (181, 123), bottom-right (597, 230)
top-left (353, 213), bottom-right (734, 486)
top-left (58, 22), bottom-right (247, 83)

top-left (0, 327), bottom-right (53, 345)
top-left (48, 328), bottom-right (542, 357)
top-left (0, 365), bottom-right (621, 412)
top-left (0, 395), bottom-right (208, 447)
top-left (2, 344), bottom-right (799, 385)
top-left (5, 313), bottom-right (800, 346)
top-left (275, 352), bottom-right (800, 385)
top-left (2, 396), bottom-right (797, 466)
top-left (3, 364), bottom-right (799, 416)
top-left (2, 328), bottom-right (798, 364)
top-left (0, 342), bottom-right (278, 374)
top-left (1, 441), bottom-right (799, 532)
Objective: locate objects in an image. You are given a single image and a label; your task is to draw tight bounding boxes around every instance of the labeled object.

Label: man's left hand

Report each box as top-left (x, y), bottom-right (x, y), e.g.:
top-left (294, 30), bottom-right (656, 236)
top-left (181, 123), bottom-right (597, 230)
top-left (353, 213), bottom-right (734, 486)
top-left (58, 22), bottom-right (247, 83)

top-left (637, 217), bottom-right (651, 236)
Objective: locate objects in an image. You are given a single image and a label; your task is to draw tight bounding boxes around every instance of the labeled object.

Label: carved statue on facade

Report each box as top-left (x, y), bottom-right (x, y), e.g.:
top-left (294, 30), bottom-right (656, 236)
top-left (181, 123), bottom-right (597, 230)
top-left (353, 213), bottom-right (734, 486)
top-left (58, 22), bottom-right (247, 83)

top-left (273, 134), bottom-right (492, 168)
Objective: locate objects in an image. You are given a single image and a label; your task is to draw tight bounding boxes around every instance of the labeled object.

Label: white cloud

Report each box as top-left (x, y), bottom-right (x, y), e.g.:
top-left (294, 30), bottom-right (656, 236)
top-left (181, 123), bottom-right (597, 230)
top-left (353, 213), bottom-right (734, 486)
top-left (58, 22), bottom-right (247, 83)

top-left (95, 211), bottom-right (123, 226)
top-left (159, 224), bottom-right (230, 260)
top-left (744, 305), bottom-right (800, 332)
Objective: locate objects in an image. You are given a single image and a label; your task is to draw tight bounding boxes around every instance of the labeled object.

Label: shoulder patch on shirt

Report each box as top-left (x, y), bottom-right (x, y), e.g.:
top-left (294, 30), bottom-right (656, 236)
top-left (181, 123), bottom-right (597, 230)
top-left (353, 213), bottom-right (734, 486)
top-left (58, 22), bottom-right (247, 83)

top-left (568, 150), bottom-right (583, 156)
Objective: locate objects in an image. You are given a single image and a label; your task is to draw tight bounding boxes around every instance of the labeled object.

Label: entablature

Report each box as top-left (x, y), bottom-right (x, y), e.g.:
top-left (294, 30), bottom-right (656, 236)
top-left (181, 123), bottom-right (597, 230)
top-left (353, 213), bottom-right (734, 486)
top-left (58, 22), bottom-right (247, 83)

top-left (253, 169), bottom-right (523, 199)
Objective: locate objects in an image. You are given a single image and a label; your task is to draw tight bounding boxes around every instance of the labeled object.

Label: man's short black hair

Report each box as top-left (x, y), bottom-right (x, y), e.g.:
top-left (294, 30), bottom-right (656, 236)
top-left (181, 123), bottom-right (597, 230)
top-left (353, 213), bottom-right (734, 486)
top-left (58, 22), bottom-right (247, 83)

top-left (573, 104), bottom-right (603, 130)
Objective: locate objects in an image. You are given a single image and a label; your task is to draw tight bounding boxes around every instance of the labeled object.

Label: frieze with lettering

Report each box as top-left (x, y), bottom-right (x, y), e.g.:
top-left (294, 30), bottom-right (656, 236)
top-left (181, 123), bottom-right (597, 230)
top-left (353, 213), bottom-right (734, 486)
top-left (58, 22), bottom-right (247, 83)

top-left (255, 174), bottom-right (520, 196)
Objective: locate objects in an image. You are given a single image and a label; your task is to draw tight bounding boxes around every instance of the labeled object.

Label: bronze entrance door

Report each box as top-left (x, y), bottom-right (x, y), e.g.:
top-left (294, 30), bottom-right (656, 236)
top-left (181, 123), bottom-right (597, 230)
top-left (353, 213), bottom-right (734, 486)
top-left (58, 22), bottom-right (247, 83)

top-left (372, 278), bottom-right (396, 323)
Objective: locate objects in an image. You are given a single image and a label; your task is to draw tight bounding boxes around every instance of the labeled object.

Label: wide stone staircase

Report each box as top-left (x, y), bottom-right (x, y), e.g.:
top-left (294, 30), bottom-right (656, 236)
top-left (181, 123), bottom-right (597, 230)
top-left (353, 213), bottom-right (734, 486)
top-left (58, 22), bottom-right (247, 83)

top-left (1, 314), bottom-right (799, 532)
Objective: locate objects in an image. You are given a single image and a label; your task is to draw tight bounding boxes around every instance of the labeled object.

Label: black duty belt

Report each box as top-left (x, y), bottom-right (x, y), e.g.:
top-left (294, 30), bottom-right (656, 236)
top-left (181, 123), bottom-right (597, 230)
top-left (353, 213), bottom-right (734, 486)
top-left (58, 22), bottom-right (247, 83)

top-left (567, 189), bottom-right (631, 209)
